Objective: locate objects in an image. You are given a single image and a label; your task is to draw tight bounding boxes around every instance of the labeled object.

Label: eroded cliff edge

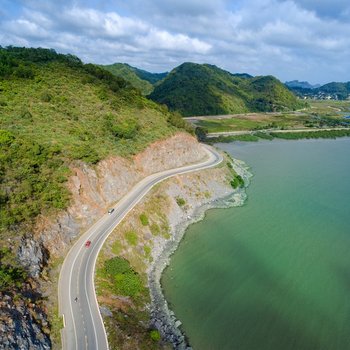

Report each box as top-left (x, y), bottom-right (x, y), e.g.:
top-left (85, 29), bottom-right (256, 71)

top-left (2, 132), bottom-right (248, 349)
top-left (94, 140), bottom-right (251, 349)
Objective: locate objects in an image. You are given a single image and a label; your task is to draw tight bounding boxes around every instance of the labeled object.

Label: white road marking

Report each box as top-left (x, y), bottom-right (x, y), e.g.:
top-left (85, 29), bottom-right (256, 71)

top-left (59, 145), bottom-right (222, 350)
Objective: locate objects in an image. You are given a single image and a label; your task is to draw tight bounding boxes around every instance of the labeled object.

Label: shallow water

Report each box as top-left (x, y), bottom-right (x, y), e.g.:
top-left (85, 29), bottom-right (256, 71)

top-left (162, 138), bottom-right (350, 350)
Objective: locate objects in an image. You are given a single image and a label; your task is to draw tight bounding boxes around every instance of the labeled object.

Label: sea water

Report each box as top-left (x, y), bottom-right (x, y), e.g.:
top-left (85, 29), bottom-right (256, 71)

top-left (162, 138), bottom-right (350, 350)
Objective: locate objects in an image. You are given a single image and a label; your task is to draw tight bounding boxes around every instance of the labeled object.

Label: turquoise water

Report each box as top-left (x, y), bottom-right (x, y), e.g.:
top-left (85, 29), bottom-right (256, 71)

top-left (162, 138), bottom-right (350, 350)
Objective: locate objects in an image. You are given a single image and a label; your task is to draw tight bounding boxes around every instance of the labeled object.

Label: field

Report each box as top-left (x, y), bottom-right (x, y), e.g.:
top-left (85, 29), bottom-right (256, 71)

top-left (191, 100), bottom-right (350, 133)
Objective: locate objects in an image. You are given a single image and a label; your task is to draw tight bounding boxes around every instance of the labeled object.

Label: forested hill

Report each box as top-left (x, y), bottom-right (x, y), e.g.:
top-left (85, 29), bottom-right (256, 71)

top-left (287, 80), bottom-right (350, 100)
top-left (0, 46), bottom-right (191, 243)
top-left (100, 63), bottom-right (167, 95)
top-left (316, 82), bottom-right (350, 99)
top-left (149, 62), bottom-right (305, 116)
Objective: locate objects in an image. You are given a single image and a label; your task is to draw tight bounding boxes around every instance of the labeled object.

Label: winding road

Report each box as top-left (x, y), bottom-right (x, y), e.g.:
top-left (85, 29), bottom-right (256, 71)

top-left (58, 144), bottom-right (223, 350)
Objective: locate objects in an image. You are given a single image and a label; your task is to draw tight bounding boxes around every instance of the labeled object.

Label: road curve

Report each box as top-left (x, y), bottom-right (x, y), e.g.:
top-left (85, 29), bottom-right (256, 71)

top-left (58, 144), bottom-right (223, 350)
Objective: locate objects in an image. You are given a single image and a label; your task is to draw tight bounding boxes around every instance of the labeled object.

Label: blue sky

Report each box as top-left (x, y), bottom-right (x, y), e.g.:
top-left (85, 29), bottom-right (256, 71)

top-left (1, 0), bottom-right (349, 84)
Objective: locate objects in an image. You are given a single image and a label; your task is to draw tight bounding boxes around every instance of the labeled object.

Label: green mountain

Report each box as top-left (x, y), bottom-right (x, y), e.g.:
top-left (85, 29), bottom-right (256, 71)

top-left (149, 62), bottom-right (305, 116)
top-left (100, 63), bottom-right (167, 95)
top-left (318, 82), bottom-right (350, 99)
top-left (0, 46), bottom-right (191, 238)
top-left (286, 81), bottom-right (350, 100)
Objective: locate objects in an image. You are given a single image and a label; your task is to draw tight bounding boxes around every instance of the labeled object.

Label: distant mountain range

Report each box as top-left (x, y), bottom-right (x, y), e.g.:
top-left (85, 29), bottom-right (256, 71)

top-left (285, 80), bottom-right (321, 89)
top-left (286, 80), bottom-right (350, 100)
top-left (102, 62), bottom-right (304, 116)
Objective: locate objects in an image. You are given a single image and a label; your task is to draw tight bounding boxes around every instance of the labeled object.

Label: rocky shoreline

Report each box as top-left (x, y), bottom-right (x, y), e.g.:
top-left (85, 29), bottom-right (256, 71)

top-left (148, 157), bottom-right (252, 349)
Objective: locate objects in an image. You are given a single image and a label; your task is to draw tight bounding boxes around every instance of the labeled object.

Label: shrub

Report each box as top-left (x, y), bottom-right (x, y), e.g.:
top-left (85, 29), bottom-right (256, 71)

top-left (0, 248), bottom-right (27, 291)
top-left (144, 245), bottom-right (151, 258)
top-left (176, 197), bottom-right (186, 207)
top-left (0, 130), bottom-right (15, 146)
top-left (104, 113), bottom-right (139, 140)
top-left (150, 223), bottom-right (160, 236)
top-left (230, 175), bottom-right (244, 189)
top-left (125, 231), bottom-right (138, 246)
top-left (167, 112), bottom-right (194, 134)
top-left (195, 126), bottom-right (208, 141)
top-left (150, 329), bottom-right (161, 342)
top-left (14, 64), bottom-right (35, 79)
top-left (20, 109), bottom-right (33, 120)
top-left (111, 120), bottom-right (139, 139)
top-left (40, 91), bottom-right (52, 102)
top-left (105, 257), bottom-right (131, 275)
top-left (114, 272), bottom-right (143, 297)
top-left (139, 213), bottom-right (149, 226)
top-left (0, 135), bottom-right (70, 230)
top-left (104, 257), bottom-right (144, 297)
top-left (70, 144), bottom-right (100, 164)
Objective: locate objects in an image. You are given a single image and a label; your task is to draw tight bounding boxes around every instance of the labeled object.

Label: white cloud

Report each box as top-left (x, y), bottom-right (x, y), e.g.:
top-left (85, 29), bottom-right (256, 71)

top-left (1, 0), bottom-right (350, 83)
top-left (137, 29), bottom-right (211, 53)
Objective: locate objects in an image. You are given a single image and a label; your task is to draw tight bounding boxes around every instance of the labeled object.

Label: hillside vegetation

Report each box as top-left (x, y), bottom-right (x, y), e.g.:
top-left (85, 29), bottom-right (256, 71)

top-left (287, 81), bottom-right (350, 100)
top-left (0, 46), bottom-right (191, 240)
top-left (101, 63), bottom-right (167, 95)
top-left (149, 63), bottom-right (305, 116)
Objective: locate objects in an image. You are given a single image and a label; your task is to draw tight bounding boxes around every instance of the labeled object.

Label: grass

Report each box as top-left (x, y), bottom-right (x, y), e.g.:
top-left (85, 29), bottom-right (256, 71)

top-left (111, 240), bottom-right (124, 255)
top-left (97, 257), bottom-right (146, 299)
top-left (139, 213), bottom-right (149, 226)
top-left (48, 306), bottom-right (63, 349)
top-left (0, 47), bottom-right (194, 347)
top-left (0, 47), bottom-right (193, 237)
top-left (270, 129), bottom-right (350, 140)
top-left (194, 100), bottom-right (350, 133)
top-left (210, 128), bottom-right (350, 143)
top-left (125, 231), bottom-right (138, 246)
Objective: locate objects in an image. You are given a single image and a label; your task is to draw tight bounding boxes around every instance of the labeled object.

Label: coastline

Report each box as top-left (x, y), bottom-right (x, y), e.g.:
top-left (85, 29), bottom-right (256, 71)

top-left (148, 156), bottom-right (252, 349)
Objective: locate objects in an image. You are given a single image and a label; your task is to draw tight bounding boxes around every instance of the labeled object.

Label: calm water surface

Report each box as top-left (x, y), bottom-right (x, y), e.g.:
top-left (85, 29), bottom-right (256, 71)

top-left (162, 138), bottom-right (350, 350)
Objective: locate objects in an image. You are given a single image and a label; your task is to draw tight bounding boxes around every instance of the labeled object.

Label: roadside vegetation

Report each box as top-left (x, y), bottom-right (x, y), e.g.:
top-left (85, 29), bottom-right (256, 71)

top-left (95, 185), bottom-right (174, 350)
top-left (0, 46), bottom-right (193, 345)
top-left (0, 46), bottom-right (192, 237)
top-left (101, 257), bottom-right (145, 298)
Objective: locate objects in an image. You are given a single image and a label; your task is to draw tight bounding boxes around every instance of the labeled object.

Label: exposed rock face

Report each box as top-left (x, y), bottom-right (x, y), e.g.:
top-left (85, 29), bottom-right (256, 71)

top-left (34, 133), bottom-right (206, 257)
top-left (148, 159), bottom-right (251, 349)
top-left (17, 236), bottom-right (49, 278)
top-left (7, 132), bottom-right (207, 349)
top-left (96, 151), bottom-right (251, 349)
top-left (0, 288), bottom-right (51, 350)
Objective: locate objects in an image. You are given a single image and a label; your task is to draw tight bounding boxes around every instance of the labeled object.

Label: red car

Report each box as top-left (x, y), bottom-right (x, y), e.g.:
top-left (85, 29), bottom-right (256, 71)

top-left (85, 240), bottom-right (91, 248)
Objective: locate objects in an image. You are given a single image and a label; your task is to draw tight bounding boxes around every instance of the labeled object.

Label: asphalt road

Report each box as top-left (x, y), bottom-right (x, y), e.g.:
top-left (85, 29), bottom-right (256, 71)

top-left (58, 144), bottom-right (223, 350)
top-left (207, 127), bottom-right (349, 138)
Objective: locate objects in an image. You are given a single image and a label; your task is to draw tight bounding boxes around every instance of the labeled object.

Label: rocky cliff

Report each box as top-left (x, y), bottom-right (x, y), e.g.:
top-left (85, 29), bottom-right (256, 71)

top-left (4, 132), bottom-right (209, 348)
top-left (33, 133), bottom-right (206, 258)
top-left (94, 147), bottom-right (251, 349)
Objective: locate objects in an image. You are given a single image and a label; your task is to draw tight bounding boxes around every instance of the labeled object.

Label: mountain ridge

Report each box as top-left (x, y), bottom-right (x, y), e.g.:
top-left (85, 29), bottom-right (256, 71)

top-left (100, 62), bottom-right (167, 95)
top-left (148, 62), bottom-right (305, 116)
top-left (287, 80), bottom-right (350, 99)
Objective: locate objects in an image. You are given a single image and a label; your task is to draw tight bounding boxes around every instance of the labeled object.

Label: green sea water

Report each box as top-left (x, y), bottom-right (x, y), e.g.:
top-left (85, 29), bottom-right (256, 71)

top-left (162, 138), bottom-right (350, 350)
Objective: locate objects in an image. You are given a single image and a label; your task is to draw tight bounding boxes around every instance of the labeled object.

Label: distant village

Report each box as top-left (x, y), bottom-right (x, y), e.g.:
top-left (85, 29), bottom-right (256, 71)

top-left (300, 92), bottom-right (350, 100)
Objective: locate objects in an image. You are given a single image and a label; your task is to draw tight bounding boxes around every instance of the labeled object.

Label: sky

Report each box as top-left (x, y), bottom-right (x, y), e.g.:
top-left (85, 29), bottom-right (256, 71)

top-left (1, 0), bottom-right (349, 84)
